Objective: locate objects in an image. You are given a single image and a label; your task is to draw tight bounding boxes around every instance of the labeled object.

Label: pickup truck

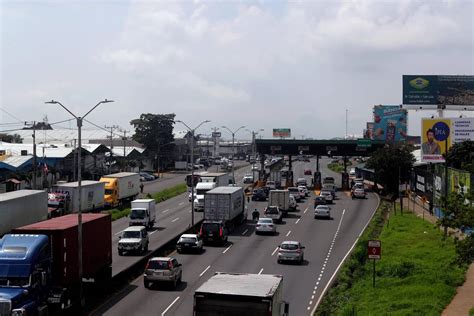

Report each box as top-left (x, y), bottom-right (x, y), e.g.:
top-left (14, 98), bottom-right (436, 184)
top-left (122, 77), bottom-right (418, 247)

top-left (263, 205), bottom-right (283, 224)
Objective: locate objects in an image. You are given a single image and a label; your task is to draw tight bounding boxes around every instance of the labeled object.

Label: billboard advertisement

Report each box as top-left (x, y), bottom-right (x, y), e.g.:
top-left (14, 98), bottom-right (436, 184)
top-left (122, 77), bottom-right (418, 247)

top-left (403, 75), bottom-right (474, 106)
top-left (373, 105), bottom-right (408, 143)
top-left (273, 128), bottom-right (291, 138)
top-left (421, 118), bottom-right (452, 162)
top-left (365, 122), bottom-right (374, 139)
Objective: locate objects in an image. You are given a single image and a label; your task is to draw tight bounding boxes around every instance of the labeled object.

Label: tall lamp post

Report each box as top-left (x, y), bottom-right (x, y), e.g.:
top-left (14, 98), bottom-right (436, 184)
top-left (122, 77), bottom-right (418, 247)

top-left (221, 125), bottom-right (245, 184)
top-left (246, 129), bottom-right (264, 180)
top-left (45, 99), bottom-right (113, 306)
top-left (176, 119), bottom-right (211, 226)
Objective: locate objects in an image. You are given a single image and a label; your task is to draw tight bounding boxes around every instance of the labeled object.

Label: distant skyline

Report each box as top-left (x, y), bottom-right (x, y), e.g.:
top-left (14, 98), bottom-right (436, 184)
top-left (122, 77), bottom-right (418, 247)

top-left (1, 0), bottom-right (473, 140)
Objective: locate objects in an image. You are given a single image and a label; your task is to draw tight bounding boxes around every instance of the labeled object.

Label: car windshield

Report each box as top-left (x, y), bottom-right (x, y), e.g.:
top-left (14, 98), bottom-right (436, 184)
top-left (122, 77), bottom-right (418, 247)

top-left (123, 231), bottom-right (141, 238)
top-left (266, 207), bottom-right (278, 214)
top-left (105, 189), bottom-right (114, 195)
top-left (130, 209), bottom-right (146, 219)
top-left (280, 243), bottom-right (299, 250)
top-left (147, 260), bottom-right (170, 270)
top-left (180, 237), bottom-right (197, 243)
top-left (203, 223), bottom-right (219, 232)
top-left (0, 277), bottom-right (30, 287)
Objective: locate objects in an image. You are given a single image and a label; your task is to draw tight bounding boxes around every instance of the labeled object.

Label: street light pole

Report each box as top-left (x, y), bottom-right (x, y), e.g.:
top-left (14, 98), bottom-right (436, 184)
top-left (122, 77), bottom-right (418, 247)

top-left (222, 125), bottom-right (245, 184)
top-left (45, 99), bottom-right (113, 306)
top-left (176, 119), bottom-right (211, 227)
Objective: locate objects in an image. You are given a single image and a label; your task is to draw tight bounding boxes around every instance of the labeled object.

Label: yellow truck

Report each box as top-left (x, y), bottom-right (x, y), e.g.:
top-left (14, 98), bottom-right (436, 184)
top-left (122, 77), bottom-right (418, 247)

top-left (100, 172), bottom-right (140, 207)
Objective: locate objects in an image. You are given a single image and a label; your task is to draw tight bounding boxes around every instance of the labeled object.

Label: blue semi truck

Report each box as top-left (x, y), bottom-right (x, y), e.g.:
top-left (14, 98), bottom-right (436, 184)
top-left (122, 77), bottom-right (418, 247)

top-left (0, 213), bottom-right (112, 315)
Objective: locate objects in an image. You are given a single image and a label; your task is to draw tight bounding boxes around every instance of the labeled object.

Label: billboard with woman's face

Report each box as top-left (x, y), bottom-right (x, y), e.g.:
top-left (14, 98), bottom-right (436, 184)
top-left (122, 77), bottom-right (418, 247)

top-left (372, 105), bottom-right (408, 143)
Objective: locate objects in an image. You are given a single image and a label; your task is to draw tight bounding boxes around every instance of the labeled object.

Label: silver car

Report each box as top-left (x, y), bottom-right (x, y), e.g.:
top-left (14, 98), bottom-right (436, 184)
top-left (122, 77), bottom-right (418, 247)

top-left (277, 241), bottom-right (305, 264)
top-left (320, 190), bottom-right (333, 204)
top-left (255, 218), bottom-right (277, 235)
top-left (314, 205), bottom-right (331, 219)
top-left (143, 257), bottom-right (182, 288)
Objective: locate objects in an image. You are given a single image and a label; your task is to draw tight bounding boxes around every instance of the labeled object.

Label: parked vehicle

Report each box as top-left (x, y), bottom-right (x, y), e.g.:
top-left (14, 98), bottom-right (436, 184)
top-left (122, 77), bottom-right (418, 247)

top-left (4, 214), bottom-right (112, 313)
top-left (175, 161), bottom-right (188, 170)
top-left (118, 226), bottom-right (149, 255)
top-left (263, 206), bottom-right (283, 224)
top-left (255, 218), bottom-right (277, 235)
top-left (177, 234), bottom-right (203, 253)
top-left (0, 190), bottom-right (48, 237)
top-left (49, 181), bottom-right (105, 215)
top-left (252, 188), bottom-right (268, 201)
top-left (143, 257), bottom-right (182, 289)
top-left (201, 187), bottom-right (246, 244)
top-left (277, 241), bottom-right (305, 264)
top-left (100, 172), bottom-right (140, 207)
top-left (129, 199), bottom-right (156, 228)
top-left (287, 187), bottom-right (301, 202)
top-left (269, 190), bottom-right (294, 215)
top-left (314, 205), bottom-right (331, 219)
top-left (194, 272), bottom-right (289, 316)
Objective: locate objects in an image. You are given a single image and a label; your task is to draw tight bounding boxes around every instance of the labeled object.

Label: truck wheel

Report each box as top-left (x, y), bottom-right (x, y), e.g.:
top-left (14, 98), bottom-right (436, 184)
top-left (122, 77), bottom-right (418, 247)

top-left (144, 280), bottom-right (150, 289)
top-left (144, 244), bottom-right (148, 253)
top-left (118, 250), bottom-right (123, 256)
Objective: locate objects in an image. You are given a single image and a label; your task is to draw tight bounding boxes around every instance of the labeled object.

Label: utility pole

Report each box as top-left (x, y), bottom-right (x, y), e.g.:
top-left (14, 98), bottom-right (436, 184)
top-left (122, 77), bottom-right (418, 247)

top-left (121, 129), bottom-right (129, 171)
top-left (212, 127), bottom-right (219, 158)
top-left (32, 121), bottom-right (37, 189)
top-left (345, 109), bottom-right (348, 139)
top-left (222, 125), bottom-right (246, 184)
top-left (105, 125), bottom-right (118, 173)
top-left (73, 139), bottom-right (77, 181)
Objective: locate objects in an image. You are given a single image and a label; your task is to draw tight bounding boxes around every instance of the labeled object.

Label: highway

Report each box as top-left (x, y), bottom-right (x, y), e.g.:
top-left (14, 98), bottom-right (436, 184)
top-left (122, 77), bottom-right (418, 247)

top-left (93, 158), bottom-right (379, 316)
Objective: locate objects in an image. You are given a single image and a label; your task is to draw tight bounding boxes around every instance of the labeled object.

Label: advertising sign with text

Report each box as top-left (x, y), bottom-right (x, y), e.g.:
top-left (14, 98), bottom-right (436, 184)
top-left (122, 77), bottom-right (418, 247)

top-left (272, 128), bottom-right (291, 138)
top-left (421, 118), bottom-right (452, 162)
top-left (373, 105), bottom-right (408, 143)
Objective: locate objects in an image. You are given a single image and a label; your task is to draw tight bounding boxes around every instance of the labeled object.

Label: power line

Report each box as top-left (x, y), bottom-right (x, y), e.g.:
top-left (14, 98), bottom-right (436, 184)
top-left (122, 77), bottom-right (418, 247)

top-left (0, 108), bottom-right (23, 123)
top-left (84, 119), bottom-right (123, 138)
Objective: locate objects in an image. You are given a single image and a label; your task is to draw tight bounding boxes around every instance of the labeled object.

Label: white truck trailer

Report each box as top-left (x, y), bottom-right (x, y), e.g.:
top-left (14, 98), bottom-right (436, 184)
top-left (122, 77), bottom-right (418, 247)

top-left (194, 272), bottom-right (289, 316)
top-left (51, 180), bottom-right (105, 213)
top-left (0, 190), bottom-right (48, 237)
top-left (129, 199), bottom-right (156, 229)
top-left (193, 172), bottom-right (234, 211)
top-left (268, 190), bottom-right (296, 216)
top-left (203, 186), bottom-right (246, 227)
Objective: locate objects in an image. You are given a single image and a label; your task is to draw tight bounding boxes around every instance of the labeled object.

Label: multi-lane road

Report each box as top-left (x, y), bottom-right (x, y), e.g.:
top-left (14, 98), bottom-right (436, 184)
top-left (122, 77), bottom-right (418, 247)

top-left (93, 158), bottom-right (379, 316)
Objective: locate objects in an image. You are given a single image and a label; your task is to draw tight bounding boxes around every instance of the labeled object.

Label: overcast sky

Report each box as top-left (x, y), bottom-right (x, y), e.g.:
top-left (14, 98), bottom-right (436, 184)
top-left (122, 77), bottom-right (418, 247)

top-left (1, 0), bottom-right (473, 141)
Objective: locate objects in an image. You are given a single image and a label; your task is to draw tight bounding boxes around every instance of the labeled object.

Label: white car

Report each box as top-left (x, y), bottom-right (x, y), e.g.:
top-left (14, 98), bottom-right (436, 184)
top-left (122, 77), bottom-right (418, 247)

top-left (298, 187), bottom-right (306, 199)
top-left (320, 190), bottom-right (333, 204)
top-left (289, 195), bottom-right (297, 210)
top-left (176, 234), bottom-right (203, 253)
top-left (243, 174), bottom-right (254, 184)
top-left (288, 187), bottom-right (301, 201)
top-left (298, 185), bottom-right (309, 197)
top-left (266, 181), bottom-right (276, 190)
top-left (349, 168), bottom-right (356, 177)
top-left (314, 205), bottom-right (331, 219)
top-left (251, 164), bottom-right (259, 171)
top-left (255, 218), bottom-right (277, 235)
top-left (352, 187), bottom-right (367, 199)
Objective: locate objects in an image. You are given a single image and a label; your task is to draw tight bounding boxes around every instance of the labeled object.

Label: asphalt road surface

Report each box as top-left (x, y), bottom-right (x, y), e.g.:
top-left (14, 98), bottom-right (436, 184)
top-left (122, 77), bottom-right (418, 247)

top-left (93, 158), bottom-right (379, 316)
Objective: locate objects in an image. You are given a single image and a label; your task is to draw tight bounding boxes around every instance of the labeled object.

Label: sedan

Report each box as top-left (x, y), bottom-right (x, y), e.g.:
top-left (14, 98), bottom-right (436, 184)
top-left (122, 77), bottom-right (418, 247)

top-left (255, 218), bottom-right (277, 235)
top-left (352, 188), bottom-right (367, 199)
top-left (298, 185), bottom-right (309, 197)
top-left (314, 205), bottom-right (331, 219)
top-left (176, 234), bottom-right (203, 253)
top-left (277, 241), bottom-right (305, 264)
top-left (320, 191), bottom-right (333, 204)
top-left (304, 169), bottom-right (312, 175)
top-left (140, 172), bottom-right (155, 181)
top-left (314, 196), bottom-right (327, 207)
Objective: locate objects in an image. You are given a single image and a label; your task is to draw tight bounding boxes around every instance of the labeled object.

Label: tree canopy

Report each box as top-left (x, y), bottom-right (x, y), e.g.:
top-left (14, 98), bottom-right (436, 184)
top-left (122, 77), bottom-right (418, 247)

top-left (365, 143), bottom-right (415, 195)
top-left (445, 140), bottom-right (474, 174)
top-left (0, 133), bottom-right (23, 143)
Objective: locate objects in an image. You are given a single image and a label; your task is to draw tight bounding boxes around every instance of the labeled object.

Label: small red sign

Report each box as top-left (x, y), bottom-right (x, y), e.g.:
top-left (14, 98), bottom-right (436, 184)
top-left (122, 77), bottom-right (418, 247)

top-left (368, 240), bottom-right (381, 260)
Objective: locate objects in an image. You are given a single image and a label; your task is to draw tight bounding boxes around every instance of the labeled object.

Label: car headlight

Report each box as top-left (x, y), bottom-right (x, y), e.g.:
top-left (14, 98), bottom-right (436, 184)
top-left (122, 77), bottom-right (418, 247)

top-left (12, 308), bottom-right (27, 316)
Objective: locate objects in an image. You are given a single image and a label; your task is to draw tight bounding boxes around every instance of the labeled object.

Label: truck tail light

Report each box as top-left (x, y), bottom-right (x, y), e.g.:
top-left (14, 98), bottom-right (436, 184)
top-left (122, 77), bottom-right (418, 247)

top-left (168, 261), bottom-right (173, 270)
top-left (296, 249), bottom-right (302, 253)
top-left (199, 226), bottom-right (203, 236)
top-left (219, 227), bottom-right (223, 237)
top-left (145, 261), bottom-right (150, 270)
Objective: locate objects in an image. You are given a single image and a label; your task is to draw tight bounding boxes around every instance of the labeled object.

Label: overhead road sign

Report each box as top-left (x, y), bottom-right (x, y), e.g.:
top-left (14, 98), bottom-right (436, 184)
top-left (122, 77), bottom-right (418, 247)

top-left (212, 132), bottom-right (221, 138)
top-left (273, 128), bottom-right (291, 138)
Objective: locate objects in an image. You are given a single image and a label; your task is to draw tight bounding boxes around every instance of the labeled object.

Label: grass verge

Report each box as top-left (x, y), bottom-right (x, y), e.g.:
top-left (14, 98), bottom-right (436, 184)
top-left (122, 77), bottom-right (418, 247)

top-left (316, 202), bottom-right (468, 315)
top-left (328, 162), bottom-right (345, 173)
top-left (106, 183), bottom-right (188, 221)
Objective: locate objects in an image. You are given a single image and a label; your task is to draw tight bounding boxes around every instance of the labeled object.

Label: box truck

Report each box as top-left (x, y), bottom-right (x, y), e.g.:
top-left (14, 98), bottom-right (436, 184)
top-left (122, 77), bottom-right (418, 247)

top-left (49, 180), bottom-right (105, 216)
top-left (194, 272), bottom-right (289, 316)
top-left (0, 190), bottom-right (48, 237)
top-left (268, 190), bottom-right (296, 216)
top-left (0, 214), bottom-right (112, 314)
top-left (100, 172), bottom-right (140, 207)
top-left (193, 172), bottom-right (235, 211)
top-left (129, 199), bottom-right (156, 229)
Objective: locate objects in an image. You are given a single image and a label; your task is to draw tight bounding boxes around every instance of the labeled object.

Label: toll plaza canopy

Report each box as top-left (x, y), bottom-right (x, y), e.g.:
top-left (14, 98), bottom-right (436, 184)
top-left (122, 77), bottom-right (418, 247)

top-left (255, 139), bottom-right (387, 156)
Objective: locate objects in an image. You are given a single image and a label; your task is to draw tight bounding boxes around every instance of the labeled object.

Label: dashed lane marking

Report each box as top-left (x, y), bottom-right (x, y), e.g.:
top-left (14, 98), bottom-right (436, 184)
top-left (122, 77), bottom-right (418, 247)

top-left (162, 296), bottom-right (180, 316)
top-left (199, 265), bottom-right (211, 277)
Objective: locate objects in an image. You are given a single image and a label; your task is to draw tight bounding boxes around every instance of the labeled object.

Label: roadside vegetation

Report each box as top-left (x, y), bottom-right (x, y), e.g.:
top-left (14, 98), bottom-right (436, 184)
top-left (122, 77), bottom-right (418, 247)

top-left (316, 201), bottom-right (468, 315)
top-left (327, 160), bottom-right (352, 173)
top-left (106, 183), bottom-right (187, 221)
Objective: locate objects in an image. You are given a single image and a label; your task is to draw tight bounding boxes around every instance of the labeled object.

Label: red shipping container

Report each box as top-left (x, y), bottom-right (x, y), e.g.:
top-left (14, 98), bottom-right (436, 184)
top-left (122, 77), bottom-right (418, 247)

top-left (12, 213), bottom-right (112, 286)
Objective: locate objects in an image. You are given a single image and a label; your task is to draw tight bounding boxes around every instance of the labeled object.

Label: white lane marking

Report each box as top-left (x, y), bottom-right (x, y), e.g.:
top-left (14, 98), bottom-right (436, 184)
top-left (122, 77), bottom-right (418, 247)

top-left (242, 229), bottom-right (248, 235)
top-left (179, 202), bottom-right (184, 206)
top-left (286, 230), bottom-right (291, 237)
top-left (258, 268), bottom-right (264, 275)
top-left (312, 195), bottom-right (380, 314)
top-left (199, 265), bottom-right (211, 277)
top-left (271, 246), bottom-right (279, 256)
top-left (162, 296), bottom-right (180, 316)
top-left (163, 209), bottom-right (170, 213)
top-left (114, 231), bottom-right (122, 236)
top-left (171, 217), bottom-right (179, 223)
top-left (149, 230), bottom-right (157, 235)
top-left (304, 207), bottom-right (308, 214)
top-left (295, 218), bottom-right (300, 224)
top-left (223, 245), bottom-right (232, 254)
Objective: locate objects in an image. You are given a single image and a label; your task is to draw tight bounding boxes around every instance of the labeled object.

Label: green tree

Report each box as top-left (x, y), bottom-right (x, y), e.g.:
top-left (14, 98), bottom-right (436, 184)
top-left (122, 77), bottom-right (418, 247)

top-left (0, 133), bottom-right (23, 143)
top-left (445, 140), bottom-right (474, 174)
top-left (365, 143), bottom-right (415, 195)
top-left (130, 113), bottom-right (175, 166)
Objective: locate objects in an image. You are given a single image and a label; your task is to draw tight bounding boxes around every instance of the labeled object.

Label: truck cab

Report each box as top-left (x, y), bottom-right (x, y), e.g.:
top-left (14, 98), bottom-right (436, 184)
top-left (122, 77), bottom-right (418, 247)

top-left (194, 182), bottom-right (217, 211)
top-left (0, 234), bottom-right (51, 315)
top-left (100, 177), bottom-right (119, 207)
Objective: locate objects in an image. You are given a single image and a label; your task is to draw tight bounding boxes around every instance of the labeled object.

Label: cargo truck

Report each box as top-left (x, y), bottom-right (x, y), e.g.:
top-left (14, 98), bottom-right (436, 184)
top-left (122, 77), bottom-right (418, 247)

top-left (194, 272), bottom-right (289, 316)
top-left (100, 172), bottom-right (140, 207)
top-left (268, 190), bottom-right (296, 216)
top-left (193, 172), bottom-right (234, 211)
top-left (0, 214), bottom-right (112, 314)
top-left (200, 187), bottom-right (247, 244)
top-left (0, 190), bottom-right (48, 237)
top-left (129, 199), bottom-right (156, 229)
top-left (48, 180), bottom-right (105, 216)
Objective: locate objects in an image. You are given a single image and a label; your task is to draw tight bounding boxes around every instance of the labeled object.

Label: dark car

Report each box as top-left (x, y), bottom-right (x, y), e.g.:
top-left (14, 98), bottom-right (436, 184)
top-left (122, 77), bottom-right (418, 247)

top-left (140, 172), bottom-right (155, 181)
top-left (252, 188), bottom-right (268, 201)
top-left (304, 169), bottom-right (312, 175)
top-left (199, 221), bottom-right (228, 245)
top-left (314, 196), bottom-right (327, 207)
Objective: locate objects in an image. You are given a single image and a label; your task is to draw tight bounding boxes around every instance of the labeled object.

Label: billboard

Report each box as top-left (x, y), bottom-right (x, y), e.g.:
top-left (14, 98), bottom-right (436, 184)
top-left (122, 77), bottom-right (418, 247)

top-left (403, 75), bottom-right (474, 106)
top-left (421, 117), bottom-right (474, 162)
top-left (421, 118), bottom-right (452, 162)
top-left (365, 122), bottom-right (374, 139)
top-left (373, 105), bottom-right (408, 143)
top-left (273, 128), bottom-right (291, 138)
